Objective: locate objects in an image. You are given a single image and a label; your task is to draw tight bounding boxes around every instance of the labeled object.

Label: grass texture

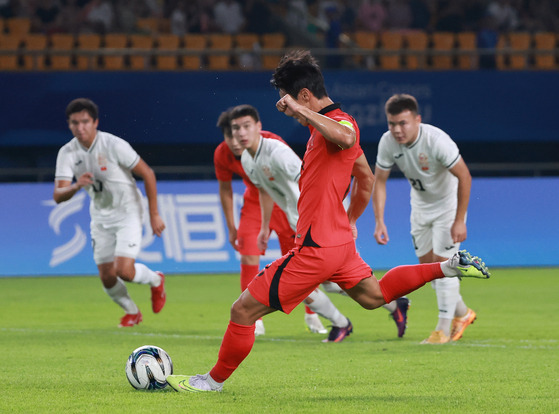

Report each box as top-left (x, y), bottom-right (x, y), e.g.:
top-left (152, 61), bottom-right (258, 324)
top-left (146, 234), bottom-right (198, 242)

top-left (1, 268), bottom-right (558, 413)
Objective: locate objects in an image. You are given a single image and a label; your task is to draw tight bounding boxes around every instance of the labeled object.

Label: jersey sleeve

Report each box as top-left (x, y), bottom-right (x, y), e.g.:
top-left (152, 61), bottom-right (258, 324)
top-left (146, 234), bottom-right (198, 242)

top-left (213, 144), bottom-right (233, 182)
top-left (375, 134), bottom-right (394, 170)
top-left (433, 132), bottom-right (460, 169)
top-left (113, 137), bottom-right (140, 169)
top-left (54, 145), bottom-right (74, 181)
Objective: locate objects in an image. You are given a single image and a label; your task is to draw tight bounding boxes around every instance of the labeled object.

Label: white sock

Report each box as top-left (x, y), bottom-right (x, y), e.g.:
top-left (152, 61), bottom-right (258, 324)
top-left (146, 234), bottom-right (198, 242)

top-left (133, 263), bottom-right (161, 287)
top-left (440, 256), bottom-right (459, 277)
top-left (321, 282), bottom-right (348, 296)
top-left (104, 278), bottom-right (139, 314)
top-left (306, 289), bottom-right (348, 327)
top-left (455, 297), bottom-right (468, 318)
top-left (433, 278), bottom-right (460, 336)
top-left (382, 300), bottom-right (397, 313)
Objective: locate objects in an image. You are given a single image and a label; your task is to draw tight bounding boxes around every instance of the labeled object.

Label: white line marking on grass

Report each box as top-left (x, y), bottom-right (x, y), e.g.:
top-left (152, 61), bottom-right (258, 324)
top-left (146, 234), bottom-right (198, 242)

top-left (2, 327), bottom-right (558, 349)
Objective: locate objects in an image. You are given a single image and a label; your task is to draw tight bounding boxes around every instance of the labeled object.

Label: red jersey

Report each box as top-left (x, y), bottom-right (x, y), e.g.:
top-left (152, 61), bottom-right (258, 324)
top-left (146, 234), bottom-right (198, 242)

top-left (214, 130), bottom-right (284, 201)
top-left (295, 104), bottom-right (363, 247)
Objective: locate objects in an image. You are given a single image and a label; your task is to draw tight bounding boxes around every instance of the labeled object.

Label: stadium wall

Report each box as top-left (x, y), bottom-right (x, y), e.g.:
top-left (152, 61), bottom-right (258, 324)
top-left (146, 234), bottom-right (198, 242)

top-left (1, 177), bottom-right (557, 277)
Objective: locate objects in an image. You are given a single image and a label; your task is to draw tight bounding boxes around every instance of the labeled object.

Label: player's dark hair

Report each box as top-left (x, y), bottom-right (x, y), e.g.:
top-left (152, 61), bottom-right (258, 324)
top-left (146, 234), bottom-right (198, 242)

top-left (385, 94), bottom-right (420, 116)
top-left (216, 109), bottom-right (232, 137)
top-left (270, 50), bottom-right (328, 99)
top-left (66, 98), bottom-right (99, 120)
top-left (230, 104), bottom-right (260, 123)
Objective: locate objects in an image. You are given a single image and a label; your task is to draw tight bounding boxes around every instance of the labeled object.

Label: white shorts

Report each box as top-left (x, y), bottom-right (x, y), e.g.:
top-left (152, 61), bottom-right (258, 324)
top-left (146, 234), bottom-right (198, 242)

top-left (90, 215), bottom-right (143, 264)
top-left (410, 207), bottom-right (465, 259)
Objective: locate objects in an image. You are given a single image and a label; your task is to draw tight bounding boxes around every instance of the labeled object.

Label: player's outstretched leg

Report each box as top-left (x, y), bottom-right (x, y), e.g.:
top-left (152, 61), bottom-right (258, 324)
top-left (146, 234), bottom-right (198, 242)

top-left (443, 250), bottom-right (490, 279)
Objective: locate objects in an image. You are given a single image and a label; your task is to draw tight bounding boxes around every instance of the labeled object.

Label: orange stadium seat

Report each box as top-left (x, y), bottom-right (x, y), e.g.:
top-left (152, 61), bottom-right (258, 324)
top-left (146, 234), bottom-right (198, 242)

top-left (261, 32), bottom-right (285, 70)
top-left (208, 33), bottom-right (233, 70)
top-left (533, 32), bottom-right (556, 70)
top-left (103, 34), bottom-right (127, 70)
top-left (353, 31), bottom-right (377, 68)
top-left (136, 18), bottom-right (161, 34)
top-left (508, 32), bottom-right (531, 69)
top-left (0, 35), bottom-right (21, 70)
top-left (129, 34), bottom-right (153, 70)
top-left (456, 32), bottom-right (478, 70)
top-left (183, 34), bottom-right (206, 70)
top-left (495, 33), bottom-right (506, 69)
top-left (6, 17), bottom-right (31, 37)
top-left (155, 34), bottom-right (179, 70)
top-left (235, 33), bottom-right (259, 69)
top-left (431, 32), bottom-right (455, 69)
top-left (379, 31), bottom-right (403, 70)
top-left (404, 31), bottom-right (428, 70)
top-left (22, 34), bottom-right (47, 70)
top-left (49, 33), bottom-right (75, 70)
top-left (76, 33), bottom-right (101, 70)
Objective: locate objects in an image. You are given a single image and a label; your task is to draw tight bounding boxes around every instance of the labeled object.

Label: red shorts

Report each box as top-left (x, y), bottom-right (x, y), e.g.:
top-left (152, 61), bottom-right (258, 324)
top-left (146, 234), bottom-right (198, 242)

top-left (237, 195), bottom-right (295, 256)
top-left (248, 241), bottom-right (372, 314)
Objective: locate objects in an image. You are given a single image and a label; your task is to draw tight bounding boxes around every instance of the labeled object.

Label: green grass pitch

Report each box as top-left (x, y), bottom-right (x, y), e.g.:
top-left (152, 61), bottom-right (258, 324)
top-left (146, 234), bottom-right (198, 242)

top-left (1, 268), bottom-right (558, 413)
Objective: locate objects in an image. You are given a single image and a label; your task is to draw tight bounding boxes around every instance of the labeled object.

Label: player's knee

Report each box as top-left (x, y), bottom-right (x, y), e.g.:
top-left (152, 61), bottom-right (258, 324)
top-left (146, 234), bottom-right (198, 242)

top-left (115, 265), bottom-right (134, 281)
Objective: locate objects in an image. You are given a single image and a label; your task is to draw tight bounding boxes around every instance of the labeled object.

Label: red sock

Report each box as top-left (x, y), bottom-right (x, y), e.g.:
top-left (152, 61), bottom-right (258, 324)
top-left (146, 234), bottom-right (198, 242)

top-left (240, 264), bottom-right (259, 291)
top-left (379, 263), bottom-right (444, 303)
top-left (304, 305), bottom-right (315, 314)
top-left (209, 321), bottom-right (255, 383)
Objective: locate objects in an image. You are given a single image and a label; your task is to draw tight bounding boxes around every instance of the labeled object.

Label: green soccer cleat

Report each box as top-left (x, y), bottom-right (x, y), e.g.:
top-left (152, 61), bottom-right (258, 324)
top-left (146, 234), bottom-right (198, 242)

top-left (450, 250), bottom-right (491, 279)
top-left (167, 374), bottom-right (222, 393)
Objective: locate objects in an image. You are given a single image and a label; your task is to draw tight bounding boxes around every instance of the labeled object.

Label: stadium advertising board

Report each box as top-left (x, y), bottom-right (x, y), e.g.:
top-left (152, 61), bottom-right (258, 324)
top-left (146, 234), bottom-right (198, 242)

top-left (0, 177), bottom-right (557, 277)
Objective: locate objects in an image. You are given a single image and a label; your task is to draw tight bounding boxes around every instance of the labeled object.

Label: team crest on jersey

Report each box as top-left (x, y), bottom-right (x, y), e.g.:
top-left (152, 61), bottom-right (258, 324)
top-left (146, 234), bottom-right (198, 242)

top-left (419, 153), bottom-right (429, 171)
top-left (261, 166), bottom-right (275, 181)
top-left (98, 154), bottom-right (107, 171)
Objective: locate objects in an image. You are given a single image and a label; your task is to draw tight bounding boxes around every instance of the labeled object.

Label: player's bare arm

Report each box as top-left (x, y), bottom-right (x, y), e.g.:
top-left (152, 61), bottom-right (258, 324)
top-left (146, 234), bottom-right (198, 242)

top-left (276, 92), bottom-right (355, 149)
top-left (218, 179), bottom-right (239, 250)
top-left (257, 189), bottom-right (275, 252)
top-left (53, 172), bottom-right (94, 204)
top-left (347, 154), bottom-right (375, 239)
top-left (449, 157), bottom-right (471, 243)
top-left (132, 159), bottom-right (165, 237)
top-left (372, 166), bottom-right (391, 245)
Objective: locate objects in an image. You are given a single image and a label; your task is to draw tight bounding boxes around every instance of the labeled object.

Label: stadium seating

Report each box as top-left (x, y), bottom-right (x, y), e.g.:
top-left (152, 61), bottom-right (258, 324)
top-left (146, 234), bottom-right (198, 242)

top-left (49, 33), bottom-right (75, 70)
top-left (183, 34), bottom-right (206, 70)
top-left (129, 34), bottom-right (153, 70)
top-left (76, 33), bottom-right (101, 70)
top-left (234, 33), bottom-right (259, 69)
top-left (379, 32), bottom-right (403, 70)
top-left (353, 31), bottom-right (377, 68)
top-left (431, 32), bottom-right (455, 70)
top-left (22, 34), bottom-right (47, 70)
top-left (208, 33), bottom-right (233, 70)
top-left (508, 32), bottom-right (531, 69)
top-left (404, 31), bottom-right (428, 70)
top-left (261, 32), bottom-right (286, 70)
top-left (0, 35), bottom-right (20, 70)
top-left (533, 32), bottom-right (556, 70)
top-left (155, 34), bottom-right (180, 70)
top-left (456, 32), bottom-right (478, 70)
top-left (103, 34), bottom-right (127, 70)
top-left (136, 18), bottom-right (161, 34)
top-left (6, 17), bottom-right (31, 37)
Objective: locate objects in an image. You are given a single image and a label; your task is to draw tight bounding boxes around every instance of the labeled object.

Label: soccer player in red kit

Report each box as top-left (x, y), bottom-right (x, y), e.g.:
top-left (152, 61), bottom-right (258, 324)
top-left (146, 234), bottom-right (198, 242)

top-left (168, 50), bottom-right (490, 392)
top-left (214, 109), bottom-right (327, 335)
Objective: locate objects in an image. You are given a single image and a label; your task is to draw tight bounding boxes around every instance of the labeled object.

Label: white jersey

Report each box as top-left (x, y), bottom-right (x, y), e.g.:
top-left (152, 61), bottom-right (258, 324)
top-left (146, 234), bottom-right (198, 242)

top-left (376, 123), bottom-right (460, 212)
top-left (55, 130), bottom-right (143, 224)
top-left (241, 137), bottom-right (301, 231)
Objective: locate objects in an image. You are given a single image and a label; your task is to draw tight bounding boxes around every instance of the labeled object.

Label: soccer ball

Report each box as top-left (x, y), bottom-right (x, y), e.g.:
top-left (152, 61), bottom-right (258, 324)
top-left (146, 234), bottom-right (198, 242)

top-left (125, 345), bottom-right (173, 390)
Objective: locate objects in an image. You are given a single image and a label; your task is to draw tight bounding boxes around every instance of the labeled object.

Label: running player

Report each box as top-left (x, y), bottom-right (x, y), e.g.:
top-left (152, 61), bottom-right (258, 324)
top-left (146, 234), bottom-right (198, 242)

top-left (53, 98), bottom-right (166, 328)
top-left (167, 50), bottom-right (490, 392)
top-left (372, 93), bottom-right (477, 344)
top-left (214, 109), bottom-right (327, 335)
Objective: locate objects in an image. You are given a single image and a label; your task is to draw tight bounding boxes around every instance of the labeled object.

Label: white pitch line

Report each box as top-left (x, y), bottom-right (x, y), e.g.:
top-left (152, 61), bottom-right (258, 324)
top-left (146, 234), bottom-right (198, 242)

top-left (2, 327), bottom-right (558, 349)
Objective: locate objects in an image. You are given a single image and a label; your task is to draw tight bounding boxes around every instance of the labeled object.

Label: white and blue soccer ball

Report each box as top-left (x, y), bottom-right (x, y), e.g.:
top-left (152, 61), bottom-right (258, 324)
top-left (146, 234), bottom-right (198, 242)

top-left (125, 345), bottom-right (173, 390)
